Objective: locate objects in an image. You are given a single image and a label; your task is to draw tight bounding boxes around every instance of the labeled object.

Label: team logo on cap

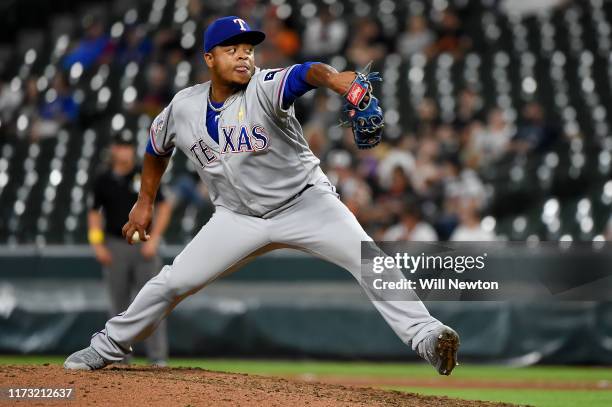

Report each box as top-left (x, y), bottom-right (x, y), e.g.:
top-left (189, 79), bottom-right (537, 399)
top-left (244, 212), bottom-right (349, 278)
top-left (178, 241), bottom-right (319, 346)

top-left (233, 18), bottom-right (247, 31)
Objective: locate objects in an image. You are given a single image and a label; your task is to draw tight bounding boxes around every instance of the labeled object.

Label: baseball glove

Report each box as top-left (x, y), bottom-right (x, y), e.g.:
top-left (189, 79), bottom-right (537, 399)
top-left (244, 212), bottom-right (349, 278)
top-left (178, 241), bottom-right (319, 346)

top-left (341, 61), bottom-right (384, 149)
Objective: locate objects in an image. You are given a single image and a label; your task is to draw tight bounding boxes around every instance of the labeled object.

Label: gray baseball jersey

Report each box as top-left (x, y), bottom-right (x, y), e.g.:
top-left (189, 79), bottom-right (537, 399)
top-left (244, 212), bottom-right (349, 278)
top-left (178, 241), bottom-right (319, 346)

top-left (149, 66), bottom-right (326, 217)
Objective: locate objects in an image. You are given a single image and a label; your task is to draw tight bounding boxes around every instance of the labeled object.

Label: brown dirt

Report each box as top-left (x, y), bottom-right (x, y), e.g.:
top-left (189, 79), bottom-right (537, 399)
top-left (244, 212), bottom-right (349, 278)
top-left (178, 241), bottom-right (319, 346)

top-left (0, 365), bottom-right (518, 407)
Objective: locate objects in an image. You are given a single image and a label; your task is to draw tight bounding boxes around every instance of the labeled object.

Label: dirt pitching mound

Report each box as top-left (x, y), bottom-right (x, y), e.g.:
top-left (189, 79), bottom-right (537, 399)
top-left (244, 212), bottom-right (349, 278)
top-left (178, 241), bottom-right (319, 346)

top-left (0, 365), bottom-right (517, 406)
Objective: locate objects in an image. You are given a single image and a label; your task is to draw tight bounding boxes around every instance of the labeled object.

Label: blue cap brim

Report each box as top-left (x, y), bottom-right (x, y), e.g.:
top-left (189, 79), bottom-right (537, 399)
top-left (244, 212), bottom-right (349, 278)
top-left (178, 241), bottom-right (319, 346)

top-left (214, 31), bottom-right (266, 50)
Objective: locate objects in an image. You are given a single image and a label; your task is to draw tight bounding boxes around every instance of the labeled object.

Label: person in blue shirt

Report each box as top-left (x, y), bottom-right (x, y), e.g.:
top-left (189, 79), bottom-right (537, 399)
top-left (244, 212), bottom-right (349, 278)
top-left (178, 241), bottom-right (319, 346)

top-left (31, 73), bottom-right (78, 141)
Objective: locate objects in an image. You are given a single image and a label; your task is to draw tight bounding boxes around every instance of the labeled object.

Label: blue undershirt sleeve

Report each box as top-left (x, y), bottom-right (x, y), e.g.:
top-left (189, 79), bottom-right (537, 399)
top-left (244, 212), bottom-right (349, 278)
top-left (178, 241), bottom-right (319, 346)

top-left (146, 137), bottom-right (173, 157)
top-left (281, 62), bottom-right (319, 110)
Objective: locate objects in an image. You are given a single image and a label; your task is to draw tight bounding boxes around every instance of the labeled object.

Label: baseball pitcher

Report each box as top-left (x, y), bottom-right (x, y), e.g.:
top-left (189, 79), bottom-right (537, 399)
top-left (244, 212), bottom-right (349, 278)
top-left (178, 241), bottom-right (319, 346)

top-left (65, 16), bottom-right (459, 375)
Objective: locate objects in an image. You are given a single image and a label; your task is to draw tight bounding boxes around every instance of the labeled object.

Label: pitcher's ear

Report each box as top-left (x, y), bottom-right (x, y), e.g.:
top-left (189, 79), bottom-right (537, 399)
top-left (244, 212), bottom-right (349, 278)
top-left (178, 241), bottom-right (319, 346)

top-left (204, 52), bottom-right (214, 68)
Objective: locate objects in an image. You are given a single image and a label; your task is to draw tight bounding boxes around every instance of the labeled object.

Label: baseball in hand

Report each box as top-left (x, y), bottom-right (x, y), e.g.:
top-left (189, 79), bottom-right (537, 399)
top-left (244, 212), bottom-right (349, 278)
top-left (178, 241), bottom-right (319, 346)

top-left (131, 231), bottom-right (148, 243)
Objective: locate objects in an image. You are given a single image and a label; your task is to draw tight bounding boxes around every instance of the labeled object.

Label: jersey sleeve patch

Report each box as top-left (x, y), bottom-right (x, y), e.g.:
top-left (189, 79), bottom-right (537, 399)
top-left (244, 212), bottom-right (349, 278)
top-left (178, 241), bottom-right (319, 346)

top-left (148, 106), bottom-right (175, 156)
top-left (264, 69), bottom-right (283, 82)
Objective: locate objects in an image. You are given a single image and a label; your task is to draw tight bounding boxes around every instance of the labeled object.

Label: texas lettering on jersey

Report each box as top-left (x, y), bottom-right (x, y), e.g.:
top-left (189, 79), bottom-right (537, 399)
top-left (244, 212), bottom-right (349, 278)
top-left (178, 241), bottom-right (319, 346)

top-left (189, 124), bottom-right (270, 167)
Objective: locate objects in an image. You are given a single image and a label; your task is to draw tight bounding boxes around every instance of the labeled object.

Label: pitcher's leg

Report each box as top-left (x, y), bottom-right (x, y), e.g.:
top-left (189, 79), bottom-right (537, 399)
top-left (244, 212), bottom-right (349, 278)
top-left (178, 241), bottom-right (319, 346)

top-left (273, 187), bottom-right (442, 349)
top-left (90, 208), bottom-right (269, 362)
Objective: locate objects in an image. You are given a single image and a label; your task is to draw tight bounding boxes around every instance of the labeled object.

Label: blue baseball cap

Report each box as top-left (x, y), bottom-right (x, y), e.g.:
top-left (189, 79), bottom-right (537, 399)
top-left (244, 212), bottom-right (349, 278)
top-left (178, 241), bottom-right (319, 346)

top-left (204, 16), bottom-right (266, 53)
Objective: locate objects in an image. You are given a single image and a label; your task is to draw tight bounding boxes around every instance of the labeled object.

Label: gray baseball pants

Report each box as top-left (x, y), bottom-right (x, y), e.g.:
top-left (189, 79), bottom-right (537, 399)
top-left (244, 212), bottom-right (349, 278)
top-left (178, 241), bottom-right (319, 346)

top-left (92, 183), bottom-right (442, 361)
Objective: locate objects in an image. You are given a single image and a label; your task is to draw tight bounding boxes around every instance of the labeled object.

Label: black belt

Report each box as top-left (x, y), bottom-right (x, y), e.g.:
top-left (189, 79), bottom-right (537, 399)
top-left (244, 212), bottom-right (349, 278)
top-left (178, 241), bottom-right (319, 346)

top-left (292, 183), bottom-right (313, 201)
top-left (256, 184), bottom-right (314, 219)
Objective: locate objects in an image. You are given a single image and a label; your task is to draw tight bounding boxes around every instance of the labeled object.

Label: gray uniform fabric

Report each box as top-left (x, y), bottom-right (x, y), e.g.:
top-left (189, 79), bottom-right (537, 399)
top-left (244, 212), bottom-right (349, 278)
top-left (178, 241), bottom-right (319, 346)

top-left (90, 67), bottom-right (443, 361)
top-left (149, 66), bottom-right (323, 217)
top-left (103, 236), bottom-right (168, 362)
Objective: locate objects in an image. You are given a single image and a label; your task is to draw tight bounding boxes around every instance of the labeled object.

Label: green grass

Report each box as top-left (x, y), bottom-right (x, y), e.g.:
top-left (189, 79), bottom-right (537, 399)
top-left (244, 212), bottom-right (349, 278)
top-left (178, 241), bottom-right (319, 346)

top-left (1, 356), bottom-right (610, 407)
top-left (387, 386), bottom-right (612, 407)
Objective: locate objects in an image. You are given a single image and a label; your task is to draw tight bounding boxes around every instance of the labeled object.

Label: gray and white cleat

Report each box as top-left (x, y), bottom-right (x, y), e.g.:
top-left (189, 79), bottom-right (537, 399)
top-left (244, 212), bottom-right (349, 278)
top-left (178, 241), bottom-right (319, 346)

top-left (64, 346), bottom-right (110, 371)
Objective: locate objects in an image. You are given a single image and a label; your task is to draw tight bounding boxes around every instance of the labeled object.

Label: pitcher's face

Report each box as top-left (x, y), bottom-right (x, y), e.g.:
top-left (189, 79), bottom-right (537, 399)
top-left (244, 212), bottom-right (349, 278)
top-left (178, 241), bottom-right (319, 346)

top-left (204, 43), bottom-right (255, 87)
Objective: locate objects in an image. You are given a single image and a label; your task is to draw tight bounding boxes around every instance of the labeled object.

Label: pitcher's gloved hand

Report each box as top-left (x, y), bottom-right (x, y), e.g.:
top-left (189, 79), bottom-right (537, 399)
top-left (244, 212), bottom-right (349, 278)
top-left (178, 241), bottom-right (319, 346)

top-left (340, 61), bottom-right (384, 149)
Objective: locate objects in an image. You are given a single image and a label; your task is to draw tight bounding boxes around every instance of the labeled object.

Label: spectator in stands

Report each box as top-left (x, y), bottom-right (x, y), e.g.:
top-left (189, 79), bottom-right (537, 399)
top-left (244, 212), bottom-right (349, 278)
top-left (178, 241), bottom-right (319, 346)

top-left (254, 18), bottom-right (295, 68)
top-left (396, 15), bottom-right (435, 58)
top-left (263, 16), bottom-right (300, 59)
top-left (384, 201), bottom-right (438, 241)
top-left (453, 88), bottom-right (483, 131)
top-left (377, 144), bottom-right (416, 192)
top-left (31, 72), bottom-right (78, 141)
top-left (115, 25), bottom-right (153, 66)
top-left (511, 102), bottom-right (559, 153)
top-left (465, 107), bottom-right (512, 168)
top-left (152, 28), bottom-right (184, 66)
top-left (346, 17), bottom-right (387, 66)
top-left (434, 155), bottom-right (485, 240)
top-left (302, 6), bottom-right (348, 59)
top-left (63, 18), bottom-right (112, 70)
top-left (326, 150), bottom-right (373, 219)
top-left (442, 160), bottom-right (486, 207)
top-left (411, 137), bottom-right (441, 195)
top-left (436, 123), bottom-right (460, 159)
top-left (413, 98), bottom-right (440, 139)
top-left (325, 149), bottom-right (353, 191)
top-left (433, 9), bottom-right (471, 57)
top-left (370, 165), bottom-right (417, 231)
top-left (133, 63), bottom-right (172, 118)
top-left (355, 147), bottom-right (380, 192)
top-left (187, 0), bottom-right (205, 20)
top-left (450, 196), bottom-right (496, 241)
top-left (386, 166), bottom-right (414, 200)
top-left (88, 131), bottom-right (171, 366)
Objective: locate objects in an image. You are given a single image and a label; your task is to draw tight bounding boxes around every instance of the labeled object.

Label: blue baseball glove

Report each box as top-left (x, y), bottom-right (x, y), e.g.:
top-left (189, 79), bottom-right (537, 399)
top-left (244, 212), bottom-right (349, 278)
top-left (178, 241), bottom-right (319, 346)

top-left (341, 62), bottom-right (384, 149)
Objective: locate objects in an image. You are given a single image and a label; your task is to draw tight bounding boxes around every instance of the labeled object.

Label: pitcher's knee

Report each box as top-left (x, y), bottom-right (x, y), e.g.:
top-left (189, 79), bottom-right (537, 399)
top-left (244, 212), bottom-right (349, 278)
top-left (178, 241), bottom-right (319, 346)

top-left (144, 265), bottom-right (185, 298)
top-left (164, 264), bottom-right (208, 297)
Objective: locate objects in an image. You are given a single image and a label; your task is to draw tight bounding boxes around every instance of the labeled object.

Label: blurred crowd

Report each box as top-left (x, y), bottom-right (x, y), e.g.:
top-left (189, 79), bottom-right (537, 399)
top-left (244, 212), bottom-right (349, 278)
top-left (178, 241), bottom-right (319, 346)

top-left (1, 0), bottom-right (597, 242)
